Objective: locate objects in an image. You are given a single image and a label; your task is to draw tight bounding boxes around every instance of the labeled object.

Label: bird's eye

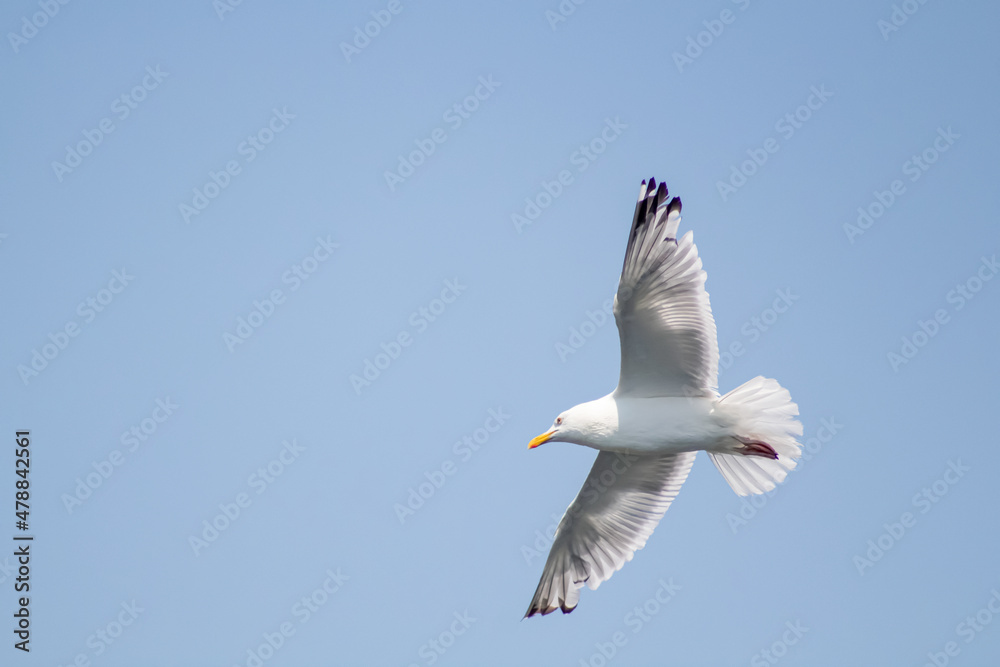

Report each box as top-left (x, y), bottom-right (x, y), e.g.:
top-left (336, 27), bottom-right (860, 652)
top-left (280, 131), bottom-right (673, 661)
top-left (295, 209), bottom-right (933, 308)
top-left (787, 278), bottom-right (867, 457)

top-left (556, 417), bottom-right (563, 425)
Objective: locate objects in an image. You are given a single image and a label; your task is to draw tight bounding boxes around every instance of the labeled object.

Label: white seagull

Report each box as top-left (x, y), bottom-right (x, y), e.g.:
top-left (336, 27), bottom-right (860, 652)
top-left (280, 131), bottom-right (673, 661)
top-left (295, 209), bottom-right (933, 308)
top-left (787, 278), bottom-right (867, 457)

top-left (525, 178), bottom-right (802, 617)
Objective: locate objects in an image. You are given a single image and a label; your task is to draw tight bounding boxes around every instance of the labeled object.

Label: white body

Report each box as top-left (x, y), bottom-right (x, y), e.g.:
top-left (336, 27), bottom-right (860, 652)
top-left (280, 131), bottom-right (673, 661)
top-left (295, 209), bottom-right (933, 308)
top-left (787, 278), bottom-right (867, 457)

top-left (558, 394), bottom-right (737, 455)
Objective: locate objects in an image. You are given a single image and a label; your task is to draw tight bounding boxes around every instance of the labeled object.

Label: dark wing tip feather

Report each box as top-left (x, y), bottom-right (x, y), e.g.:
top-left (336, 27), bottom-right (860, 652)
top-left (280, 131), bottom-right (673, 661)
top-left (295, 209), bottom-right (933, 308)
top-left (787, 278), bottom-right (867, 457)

top-left (639, 177), bottom-right (673, 228)
top-left (648, 184), bottom-right (661, 215)
top-left (624, 176), bottom-right (672, 271)
top-left (656, 180), bottom-right (668, 201)
top-left (524, 603), bottom-right (560, 618)
top-left (524, 602), bottom-right (577, 618)
top-left (626, 178), bottom-right (672, 265)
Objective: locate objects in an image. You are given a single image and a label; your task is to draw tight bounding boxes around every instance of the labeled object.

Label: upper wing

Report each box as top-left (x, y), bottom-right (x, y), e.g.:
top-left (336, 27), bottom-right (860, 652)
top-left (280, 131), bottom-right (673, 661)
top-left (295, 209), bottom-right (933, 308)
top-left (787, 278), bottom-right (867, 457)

top-left (614, 178), bottom-right (719, 397)
top-left (524, 450), bottom-right (696, 617)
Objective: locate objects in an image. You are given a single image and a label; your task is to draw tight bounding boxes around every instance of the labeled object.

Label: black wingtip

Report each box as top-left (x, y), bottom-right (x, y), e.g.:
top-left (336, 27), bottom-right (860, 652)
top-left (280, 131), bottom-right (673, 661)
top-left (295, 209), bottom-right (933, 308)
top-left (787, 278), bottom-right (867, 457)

top-left (656, 180), bottom-right (668, 201)
top-left (648, 180), bottom-right (662, 213)
top-left (641, 178), bottom-right (670, 205)
top-left (625, 176), bottom-right (673, 271)
top-left (524, 600), bottom-right (577, 618)
top-left (524, 606), bottom-right (550, 619)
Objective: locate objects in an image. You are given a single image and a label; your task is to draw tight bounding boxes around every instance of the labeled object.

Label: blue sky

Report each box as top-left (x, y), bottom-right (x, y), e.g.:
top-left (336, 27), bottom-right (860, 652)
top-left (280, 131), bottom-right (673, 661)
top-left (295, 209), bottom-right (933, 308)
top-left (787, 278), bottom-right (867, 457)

top-left (3, 1), bottom-right (999, 665)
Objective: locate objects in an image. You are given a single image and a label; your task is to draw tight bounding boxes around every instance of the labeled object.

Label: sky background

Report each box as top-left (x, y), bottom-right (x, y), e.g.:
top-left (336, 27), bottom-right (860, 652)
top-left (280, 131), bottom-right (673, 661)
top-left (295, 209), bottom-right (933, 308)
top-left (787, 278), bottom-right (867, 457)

top-left (3, 1), bottom-right (999, 665)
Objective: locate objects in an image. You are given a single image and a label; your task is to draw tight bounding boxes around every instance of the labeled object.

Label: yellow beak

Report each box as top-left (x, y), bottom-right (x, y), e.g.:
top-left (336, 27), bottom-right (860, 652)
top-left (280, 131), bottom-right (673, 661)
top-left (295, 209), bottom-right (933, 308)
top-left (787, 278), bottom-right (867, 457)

top-left (528, 429), bottom-right (556, 449)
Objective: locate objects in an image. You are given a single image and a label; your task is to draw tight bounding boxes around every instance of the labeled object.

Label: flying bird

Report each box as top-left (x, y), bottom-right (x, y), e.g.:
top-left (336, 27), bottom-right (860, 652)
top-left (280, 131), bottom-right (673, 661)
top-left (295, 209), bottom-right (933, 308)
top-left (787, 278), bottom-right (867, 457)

top-left (524, 178), bottom-right (802, 617)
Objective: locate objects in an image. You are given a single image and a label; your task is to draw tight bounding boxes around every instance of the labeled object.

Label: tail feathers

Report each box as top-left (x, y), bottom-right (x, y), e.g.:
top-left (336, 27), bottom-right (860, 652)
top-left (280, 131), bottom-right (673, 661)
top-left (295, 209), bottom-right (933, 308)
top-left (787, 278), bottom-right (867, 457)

top-left (710, 376), bottom-right (803, 496)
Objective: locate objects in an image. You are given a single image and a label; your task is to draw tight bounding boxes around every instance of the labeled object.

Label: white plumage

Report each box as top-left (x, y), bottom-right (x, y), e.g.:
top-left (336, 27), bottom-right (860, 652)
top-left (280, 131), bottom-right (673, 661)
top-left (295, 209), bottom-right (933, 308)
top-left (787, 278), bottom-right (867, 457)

top-left (525, 178), bottom-right (802, 617)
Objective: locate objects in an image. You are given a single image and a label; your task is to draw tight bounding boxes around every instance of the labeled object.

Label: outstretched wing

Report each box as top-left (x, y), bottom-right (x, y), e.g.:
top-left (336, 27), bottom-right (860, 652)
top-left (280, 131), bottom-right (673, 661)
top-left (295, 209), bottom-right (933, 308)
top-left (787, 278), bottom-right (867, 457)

top-left (614, 178), bottom-right (719, 397)
top-left (524, 450), bottom-right (696, 617)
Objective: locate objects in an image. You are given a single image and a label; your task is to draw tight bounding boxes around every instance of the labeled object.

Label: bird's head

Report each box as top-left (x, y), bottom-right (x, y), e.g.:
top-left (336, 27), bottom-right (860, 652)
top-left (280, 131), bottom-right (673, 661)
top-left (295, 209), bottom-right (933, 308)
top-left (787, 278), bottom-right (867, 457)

top-left (528, 406), bottom-right (586, 449)
top-left (529, 397), bottom-right (617, 450)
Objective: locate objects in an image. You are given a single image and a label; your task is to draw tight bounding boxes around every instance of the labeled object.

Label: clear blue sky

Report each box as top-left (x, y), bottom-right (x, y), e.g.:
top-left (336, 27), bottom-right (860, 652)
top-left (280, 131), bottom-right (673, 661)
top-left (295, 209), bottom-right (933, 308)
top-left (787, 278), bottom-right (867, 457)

top-left (3, 1), bottom-right (999, 665)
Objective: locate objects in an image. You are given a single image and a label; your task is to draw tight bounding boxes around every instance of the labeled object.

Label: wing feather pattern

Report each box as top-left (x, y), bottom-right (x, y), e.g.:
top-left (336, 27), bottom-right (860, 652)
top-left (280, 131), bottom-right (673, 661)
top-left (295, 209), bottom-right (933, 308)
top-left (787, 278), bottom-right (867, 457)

top-left (524, 451), bottom-right (696, 617)
top-left (614, 178), bottom-right (719, 397)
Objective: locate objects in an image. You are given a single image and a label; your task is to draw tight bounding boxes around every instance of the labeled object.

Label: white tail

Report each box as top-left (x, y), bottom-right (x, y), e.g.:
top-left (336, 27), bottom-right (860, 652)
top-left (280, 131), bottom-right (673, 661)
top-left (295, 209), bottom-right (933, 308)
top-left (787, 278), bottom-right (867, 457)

top-left (709, 376), bottom-right (803, 496)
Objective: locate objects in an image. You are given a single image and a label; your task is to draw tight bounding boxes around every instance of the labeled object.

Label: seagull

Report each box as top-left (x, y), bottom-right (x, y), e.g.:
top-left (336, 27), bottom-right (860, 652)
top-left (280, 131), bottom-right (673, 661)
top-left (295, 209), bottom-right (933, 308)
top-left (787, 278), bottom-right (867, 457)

top-left (524, 178), bottom-right (802, 617)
